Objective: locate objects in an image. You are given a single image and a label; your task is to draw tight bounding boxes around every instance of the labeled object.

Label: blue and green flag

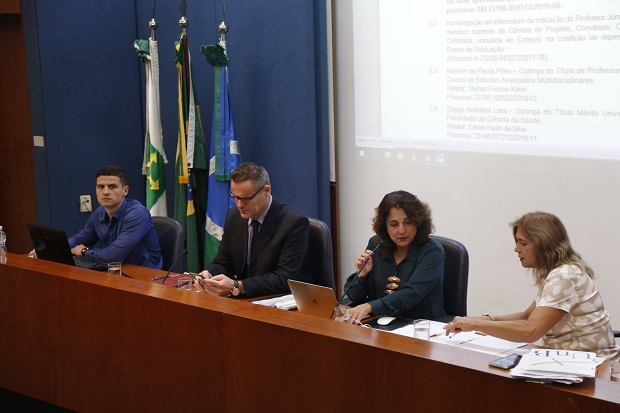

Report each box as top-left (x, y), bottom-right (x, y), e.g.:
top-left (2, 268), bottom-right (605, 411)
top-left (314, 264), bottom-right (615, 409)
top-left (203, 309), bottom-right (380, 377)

top-left (202, 42), bottom-right (240, 266)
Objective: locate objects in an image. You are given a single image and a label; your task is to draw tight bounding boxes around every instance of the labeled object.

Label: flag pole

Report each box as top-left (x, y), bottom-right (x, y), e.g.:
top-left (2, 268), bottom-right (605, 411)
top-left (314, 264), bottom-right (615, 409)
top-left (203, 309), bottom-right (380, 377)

top-left (220, 0), bottom-right (227, 42)
top-left (149, 19), bottom-right (158, 40)
top-left (175, 0), bottom-right (208, 271)
top-left (149, 0), bottom-right (157, 40)
top-left (202, 1), bottom-right (241, 265)
top-left (179, 7), bottom-right (190, 106)
top-left (179, 1), bottom-right (191, 162)
top-left (135, 0), bottom-right (168, 216)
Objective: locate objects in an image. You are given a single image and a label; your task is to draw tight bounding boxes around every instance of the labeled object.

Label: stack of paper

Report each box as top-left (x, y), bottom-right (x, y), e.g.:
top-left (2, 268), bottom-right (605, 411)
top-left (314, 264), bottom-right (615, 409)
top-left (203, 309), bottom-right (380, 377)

top-left (251, 294), bottom-right (298, 310)
top-left (510, 349), bottom-right (604, 384)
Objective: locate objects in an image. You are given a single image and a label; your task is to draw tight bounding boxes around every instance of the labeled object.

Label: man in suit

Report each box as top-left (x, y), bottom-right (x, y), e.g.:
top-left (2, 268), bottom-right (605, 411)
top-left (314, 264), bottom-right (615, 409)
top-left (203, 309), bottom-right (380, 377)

top-left (197, 162), bottom-right (312, 297)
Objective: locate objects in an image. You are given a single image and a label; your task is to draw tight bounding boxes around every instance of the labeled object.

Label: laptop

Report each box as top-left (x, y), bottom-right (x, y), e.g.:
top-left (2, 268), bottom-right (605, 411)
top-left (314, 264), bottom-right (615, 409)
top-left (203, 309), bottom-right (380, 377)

top-left (287, 279), bottom-right (338, 319)
top-left (27, 223), bottom-right (107, 270)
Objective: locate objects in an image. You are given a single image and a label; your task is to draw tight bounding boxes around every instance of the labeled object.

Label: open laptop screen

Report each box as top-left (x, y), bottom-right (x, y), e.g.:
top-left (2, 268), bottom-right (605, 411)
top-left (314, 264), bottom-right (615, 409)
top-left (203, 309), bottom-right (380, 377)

top-left (287, 279), bottom-right (338, 319)
top-left (28, 224), bottom-right (77, 266)
top-left (27, 223), bottom-right (106, 270)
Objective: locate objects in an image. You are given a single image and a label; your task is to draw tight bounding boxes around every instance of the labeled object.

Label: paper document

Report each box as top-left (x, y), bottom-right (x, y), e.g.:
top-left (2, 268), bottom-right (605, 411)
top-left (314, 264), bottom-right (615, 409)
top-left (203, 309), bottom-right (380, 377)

top-left (389, 321), bottom-right (526, 354)
top-left (432, 330), bottom-right (481, 345)
top-left (509, 349), bottom-right (604, 384)
top-left (252, 294), bottom-right (298, 310)
top-left (458, 335), bottom-right (527, 355)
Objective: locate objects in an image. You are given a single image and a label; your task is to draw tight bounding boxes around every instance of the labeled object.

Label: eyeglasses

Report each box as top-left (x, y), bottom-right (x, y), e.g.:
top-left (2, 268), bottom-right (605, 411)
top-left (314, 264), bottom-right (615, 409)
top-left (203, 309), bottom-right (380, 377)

top-left (230, 185), bottom-right (265, 202)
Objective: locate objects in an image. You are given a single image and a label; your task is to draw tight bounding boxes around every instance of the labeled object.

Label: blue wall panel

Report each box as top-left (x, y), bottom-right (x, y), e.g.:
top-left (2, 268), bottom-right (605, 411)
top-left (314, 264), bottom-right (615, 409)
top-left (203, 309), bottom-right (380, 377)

top-left (25, 0), bottom-right (329, 241)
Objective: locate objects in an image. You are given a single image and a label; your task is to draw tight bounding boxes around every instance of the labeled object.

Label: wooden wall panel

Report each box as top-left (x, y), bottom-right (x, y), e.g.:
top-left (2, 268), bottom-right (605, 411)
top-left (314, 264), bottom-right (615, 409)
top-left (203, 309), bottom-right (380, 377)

top-left (0, 3), bottom-right (38, 253)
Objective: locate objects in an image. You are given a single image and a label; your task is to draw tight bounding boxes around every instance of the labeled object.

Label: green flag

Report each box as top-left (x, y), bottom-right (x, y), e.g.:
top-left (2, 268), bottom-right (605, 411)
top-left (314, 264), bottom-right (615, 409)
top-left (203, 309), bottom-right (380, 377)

top-left (135, 38), bottom-right (168, 216)
top-left (174, 32), bottom-right (208, 273)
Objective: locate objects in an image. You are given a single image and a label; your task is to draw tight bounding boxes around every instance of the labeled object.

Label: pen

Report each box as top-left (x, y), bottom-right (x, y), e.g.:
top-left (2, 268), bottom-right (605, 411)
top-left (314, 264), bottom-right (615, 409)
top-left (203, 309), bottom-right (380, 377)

top-left (431, 332), bottom-right (452, 338)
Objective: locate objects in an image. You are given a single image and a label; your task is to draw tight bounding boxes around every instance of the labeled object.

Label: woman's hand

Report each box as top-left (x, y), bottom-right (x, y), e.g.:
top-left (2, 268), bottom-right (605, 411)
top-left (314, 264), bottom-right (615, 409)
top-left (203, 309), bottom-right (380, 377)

top-left (443, 316), bottom-right (477, 335)
top-left (355, 249), bottom-right (375, 279)
top-left (349, 303), bottom-right (373, 323)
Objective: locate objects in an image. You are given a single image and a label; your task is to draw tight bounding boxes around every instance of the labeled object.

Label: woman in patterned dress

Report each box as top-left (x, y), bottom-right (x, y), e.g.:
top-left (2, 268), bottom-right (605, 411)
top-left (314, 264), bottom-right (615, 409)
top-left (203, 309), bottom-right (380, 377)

top-left (445, 211), bottom-right (619, 360)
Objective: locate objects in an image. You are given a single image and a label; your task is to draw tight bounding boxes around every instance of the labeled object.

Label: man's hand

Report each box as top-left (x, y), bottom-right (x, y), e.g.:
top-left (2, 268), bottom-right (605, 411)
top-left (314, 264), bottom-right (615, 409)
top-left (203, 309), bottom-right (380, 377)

top-left (196, 274), bottom-right (236, 297)
top-left (71, 244), bottom-right (87, 256)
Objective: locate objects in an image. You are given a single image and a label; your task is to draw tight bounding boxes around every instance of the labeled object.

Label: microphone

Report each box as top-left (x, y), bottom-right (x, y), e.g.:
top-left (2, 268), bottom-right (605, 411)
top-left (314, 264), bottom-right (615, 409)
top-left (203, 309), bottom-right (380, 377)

top-left (330, 240), bottom-right (384, 319)
top-left (156, 249), bottom-right (188, 285)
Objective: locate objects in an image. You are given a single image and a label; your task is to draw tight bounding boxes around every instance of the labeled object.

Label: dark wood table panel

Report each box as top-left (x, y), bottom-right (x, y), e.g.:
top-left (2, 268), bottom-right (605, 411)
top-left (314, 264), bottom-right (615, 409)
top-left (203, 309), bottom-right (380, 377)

top-left (222, 306), bottom-right (619, 412)
top-left (0, 255), bottom-right (242, 412)
top-left (1, 253), bottom-right (619, 412)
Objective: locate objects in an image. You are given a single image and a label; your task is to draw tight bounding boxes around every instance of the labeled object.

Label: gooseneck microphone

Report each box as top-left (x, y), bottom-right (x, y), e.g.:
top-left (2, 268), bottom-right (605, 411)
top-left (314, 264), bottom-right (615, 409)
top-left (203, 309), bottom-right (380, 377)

top-left (159, 249), bottom-right (188, 285)
top-left (330, 240), bottom-right (384, 319)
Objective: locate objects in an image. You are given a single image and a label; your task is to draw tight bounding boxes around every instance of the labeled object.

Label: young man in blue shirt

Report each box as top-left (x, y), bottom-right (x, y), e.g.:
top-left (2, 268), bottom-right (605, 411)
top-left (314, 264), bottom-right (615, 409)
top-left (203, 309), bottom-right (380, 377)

top-left (69, 165), bottom-right (163, 269)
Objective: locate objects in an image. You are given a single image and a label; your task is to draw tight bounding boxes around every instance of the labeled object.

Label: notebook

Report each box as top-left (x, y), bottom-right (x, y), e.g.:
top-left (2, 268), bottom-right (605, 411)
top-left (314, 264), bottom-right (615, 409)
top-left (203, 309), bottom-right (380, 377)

top-left (27, 223), bottom-right (107, 270)
top-left (287, 279), bottom-right (338, 319)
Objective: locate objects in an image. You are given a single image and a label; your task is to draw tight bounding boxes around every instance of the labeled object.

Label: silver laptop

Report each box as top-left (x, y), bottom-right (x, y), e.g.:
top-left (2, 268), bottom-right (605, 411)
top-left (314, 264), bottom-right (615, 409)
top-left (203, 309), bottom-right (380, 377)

top-left (287, 279), bottom-right (338, 319)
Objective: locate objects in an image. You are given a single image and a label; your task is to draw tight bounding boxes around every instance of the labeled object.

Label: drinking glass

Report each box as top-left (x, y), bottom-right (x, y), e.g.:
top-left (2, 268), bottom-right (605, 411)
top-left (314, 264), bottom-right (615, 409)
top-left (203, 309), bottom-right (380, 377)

top-left (178, 276), bottom-right (193, 291)
top-left (107, 262), bottom-right (122, 276)
top-left (611, 362), bottom-right (620, 382)
top-left (413, 319), bottom-right (430, 340)
top-left (333, 305), bottom-right (351, 323)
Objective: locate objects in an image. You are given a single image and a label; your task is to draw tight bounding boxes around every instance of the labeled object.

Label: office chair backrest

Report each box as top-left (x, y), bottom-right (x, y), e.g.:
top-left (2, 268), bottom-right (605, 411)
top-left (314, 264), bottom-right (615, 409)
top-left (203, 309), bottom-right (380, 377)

top-left (430, 235), bottom-right (469, 318)
top-left (152, 216), bottom-right (185, 273)
top-left (308, 218), bottom-right (335, 291)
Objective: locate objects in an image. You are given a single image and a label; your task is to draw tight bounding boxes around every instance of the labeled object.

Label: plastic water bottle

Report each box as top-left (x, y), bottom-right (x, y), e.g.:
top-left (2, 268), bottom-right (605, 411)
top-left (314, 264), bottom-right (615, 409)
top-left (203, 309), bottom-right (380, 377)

top-left (0, 225), bottom-right (6, 264)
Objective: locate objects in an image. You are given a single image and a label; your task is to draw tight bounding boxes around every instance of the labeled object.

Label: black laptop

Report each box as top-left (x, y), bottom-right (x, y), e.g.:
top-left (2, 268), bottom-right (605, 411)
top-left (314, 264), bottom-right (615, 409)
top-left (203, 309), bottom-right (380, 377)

top-left (27, 223), bottom-right (107, 270)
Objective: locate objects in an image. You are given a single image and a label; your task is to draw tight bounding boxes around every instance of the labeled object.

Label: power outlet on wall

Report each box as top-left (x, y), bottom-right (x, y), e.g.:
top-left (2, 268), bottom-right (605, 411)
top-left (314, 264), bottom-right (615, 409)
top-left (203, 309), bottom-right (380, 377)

top-left (80, 195), bottom-right (92, 213)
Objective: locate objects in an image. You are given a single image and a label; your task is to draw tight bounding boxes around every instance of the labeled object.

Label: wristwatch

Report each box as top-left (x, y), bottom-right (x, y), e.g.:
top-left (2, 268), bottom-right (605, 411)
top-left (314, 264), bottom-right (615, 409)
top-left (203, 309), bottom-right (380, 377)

top-left (81, 247), bottom-right (89, 256)
top-left (231, 279), bottom-right (241, 297)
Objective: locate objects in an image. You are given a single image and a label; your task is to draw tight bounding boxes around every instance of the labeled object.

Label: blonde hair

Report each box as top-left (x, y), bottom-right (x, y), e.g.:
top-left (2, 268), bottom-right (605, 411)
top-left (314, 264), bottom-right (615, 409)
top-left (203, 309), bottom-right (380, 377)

top-left (510, 211), bottom-right (594, 285)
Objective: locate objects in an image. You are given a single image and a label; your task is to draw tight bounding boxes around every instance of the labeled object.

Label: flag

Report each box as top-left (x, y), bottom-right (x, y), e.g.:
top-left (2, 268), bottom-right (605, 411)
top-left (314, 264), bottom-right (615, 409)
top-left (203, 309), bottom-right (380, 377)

top-left (135, 38), bottom-right (168, 216)
top-left (174, 32), bottom-right (209, 273)
top-left (202, 42), bottom-right (240, 266)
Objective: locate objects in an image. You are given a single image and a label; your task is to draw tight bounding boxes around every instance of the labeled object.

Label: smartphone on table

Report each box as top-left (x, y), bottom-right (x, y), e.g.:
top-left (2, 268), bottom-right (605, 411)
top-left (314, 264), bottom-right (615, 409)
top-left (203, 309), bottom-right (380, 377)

top-left (488, 354), bottom-right (522, 370)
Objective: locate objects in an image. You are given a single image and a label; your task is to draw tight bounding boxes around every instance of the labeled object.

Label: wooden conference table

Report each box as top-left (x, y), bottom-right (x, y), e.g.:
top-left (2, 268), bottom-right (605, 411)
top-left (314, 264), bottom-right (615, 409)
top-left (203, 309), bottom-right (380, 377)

top-left (0, 253), bottom-right (619, 412)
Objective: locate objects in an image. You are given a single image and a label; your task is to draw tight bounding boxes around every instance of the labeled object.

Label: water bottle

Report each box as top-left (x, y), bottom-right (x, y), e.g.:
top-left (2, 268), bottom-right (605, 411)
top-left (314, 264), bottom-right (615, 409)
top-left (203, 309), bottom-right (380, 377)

top-left (0, 225), bottom-right (6, 264)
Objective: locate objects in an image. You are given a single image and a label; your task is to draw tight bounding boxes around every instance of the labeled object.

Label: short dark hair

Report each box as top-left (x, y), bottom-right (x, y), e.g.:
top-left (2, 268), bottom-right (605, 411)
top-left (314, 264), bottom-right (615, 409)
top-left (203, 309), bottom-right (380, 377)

top-left (372, 190), bottom-right (434, 250)
top-left (231, 162), bottom-right (270, 188)
top-left (97, 165), bottom-right (128, 186)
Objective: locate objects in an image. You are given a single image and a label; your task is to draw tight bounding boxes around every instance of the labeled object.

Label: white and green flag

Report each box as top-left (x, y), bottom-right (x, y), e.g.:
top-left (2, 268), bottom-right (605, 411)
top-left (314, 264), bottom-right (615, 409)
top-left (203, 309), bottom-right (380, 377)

top-left (135, 38), bottom-right (168, 216)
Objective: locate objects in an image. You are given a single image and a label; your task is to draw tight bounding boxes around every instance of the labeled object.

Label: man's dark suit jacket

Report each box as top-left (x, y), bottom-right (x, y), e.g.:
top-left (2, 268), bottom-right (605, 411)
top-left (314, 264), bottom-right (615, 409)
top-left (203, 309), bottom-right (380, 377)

top-left (206, 197), bottom-right (312, 297)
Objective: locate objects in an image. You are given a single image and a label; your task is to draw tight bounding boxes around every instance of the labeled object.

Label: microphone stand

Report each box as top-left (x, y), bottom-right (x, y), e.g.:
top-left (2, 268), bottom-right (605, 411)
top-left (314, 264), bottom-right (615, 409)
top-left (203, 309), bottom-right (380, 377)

top-left (330, 241), bottom-right (383, 319)
top-left (153, 249), bottom-right (188, 284)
